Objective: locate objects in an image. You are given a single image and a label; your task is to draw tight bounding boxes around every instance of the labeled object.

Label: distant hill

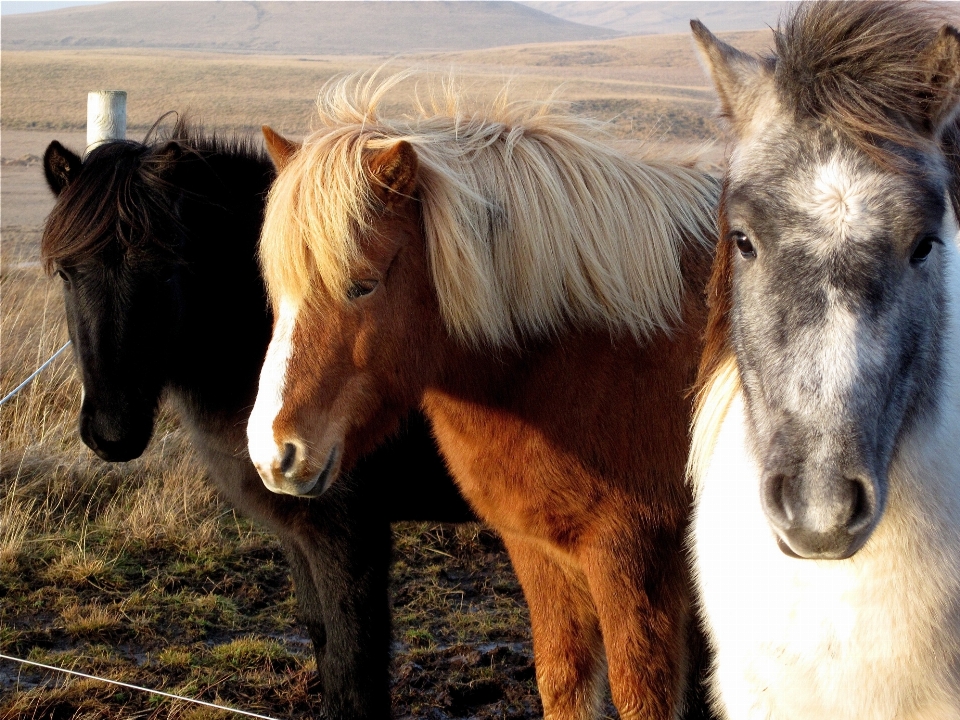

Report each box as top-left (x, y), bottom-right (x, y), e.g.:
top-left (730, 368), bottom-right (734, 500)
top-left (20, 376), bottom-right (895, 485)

top-left (526, 2), bottom-right (959, 36)
top-left (524, 2), bottom-right (797, 36)
top-left (1, 1), bottom-right (620, 55)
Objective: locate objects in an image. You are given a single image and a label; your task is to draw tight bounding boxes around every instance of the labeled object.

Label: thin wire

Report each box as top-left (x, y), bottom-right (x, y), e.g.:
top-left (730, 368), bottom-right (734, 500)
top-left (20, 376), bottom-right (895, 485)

top-left (0, 653), bottom-right (282, 720)
top-left (0, 341), bottom-right (72, 407)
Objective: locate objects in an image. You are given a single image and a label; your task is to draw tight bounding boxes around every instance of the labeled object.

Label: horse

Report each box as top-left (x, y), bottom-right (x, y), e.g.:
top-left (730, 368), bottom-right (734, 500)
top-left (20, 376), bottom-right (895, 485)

top-left (687, 2), bottom-right (960, 718)
top-left (40, 118), bottom-right (474, 720)
top-left (245, 76), bottom-right (720, 720)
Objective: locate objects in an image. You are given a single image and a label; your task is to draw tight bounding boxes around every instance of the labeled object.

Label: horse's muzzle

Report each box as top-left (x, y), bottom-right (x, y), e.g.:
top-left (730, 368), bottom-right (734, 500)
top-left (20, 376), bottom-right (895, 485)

top-left (79, 410), bottom-right (152, 462)
top-left (254, 439), bottom-right (340, 498)
top-left (761, 468), bottom-right (881, 560)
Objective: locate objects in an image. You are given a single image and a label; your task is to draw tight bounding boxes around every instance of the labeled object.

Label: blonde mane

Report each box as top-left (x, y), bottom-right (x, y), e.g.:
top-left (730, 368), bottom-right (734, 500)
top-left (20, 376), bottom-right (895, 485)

top-left (261, 73), bottom-right (718, 345)
top-left (687, 354), bottom-right (741, 496)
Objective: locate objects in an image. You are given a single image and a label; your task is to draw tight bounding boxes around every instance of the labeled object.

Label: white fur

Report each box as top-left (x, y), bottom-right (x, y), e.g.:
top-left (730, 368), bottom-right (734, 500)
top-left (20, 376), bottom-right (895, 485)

top-left (775, 285), bottom-right (860, 418)
top-left (247, 296), bottom-right (298, 484)
top-left (794, 157), bottom-right (890, 245)
top-left (690, 207), bottom-right (960, 719)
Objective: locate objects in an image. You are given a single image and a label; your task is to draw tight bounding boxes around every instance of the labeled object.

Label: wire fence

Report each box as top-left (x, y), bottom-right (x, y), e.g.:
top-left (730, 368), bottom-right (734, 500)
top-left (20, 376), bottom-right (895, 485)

top-left (0, 340), bottom-right (72, 407)
top-left (0, 652), bottom-right (282, 720)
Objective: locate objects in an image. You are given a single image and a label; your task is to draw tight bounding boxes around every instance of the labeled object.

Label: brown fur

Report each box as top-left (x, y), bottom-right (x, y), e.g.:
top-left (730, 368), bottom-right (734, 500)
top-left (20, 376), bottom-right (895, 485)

top-left (692, 188), bottom-right (734, 403)
top-left (776, 1), bottom-right (958, 164)
top-left (266, 144), bottom-right (716, 718)
top-left (365, 140), bottom-right (418, 206)
top-left (420, 243), bottom-right (713, 720)
top-left (262, 124), bottom-right (299, 169)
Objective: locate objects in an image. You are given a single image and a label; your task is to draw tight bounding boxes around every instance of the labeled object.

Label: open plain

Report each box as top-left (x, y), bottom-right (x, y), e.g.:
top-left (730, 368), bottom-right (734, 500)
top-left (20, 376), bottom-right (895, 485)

top-left (1, 8), bottom-right (773, 718)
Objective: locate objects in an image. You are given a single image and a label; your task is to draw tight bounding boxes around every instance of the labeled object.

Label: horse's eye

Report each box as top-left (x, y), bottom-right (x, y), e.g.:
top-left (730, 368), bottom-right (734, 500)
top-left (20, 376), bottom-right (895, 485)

top-left (730, 231), bottom-right (756, 259)
top-left (55, 269), bottom-right (70, 284)
top-left (910, 235), bottom-right (937, 264)
top-left (347, 279), bottom-right (378, 300)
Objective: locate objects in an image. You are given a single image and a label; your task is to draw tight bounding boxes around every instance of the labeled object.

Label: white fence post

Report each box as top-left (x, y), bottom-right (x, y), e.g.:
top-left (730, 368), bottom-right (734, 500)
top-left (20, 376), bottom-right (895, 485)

top-left (85, 90), bottom-right (127, 156)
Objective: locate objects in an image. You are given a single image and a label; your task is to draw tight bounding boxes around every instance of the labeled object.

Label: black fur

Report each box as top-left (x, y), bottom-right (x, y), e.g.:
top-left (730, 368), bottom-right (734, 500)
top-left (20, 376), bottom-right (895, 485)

top-left (41, 120), bottom-right (474, 719)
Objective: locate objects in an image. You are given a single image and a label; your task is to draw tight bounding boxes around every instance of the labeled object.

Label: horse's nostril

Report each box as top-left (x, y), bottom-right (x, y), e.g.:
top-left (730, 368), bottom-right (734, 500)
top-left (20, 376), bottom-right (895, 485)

top-left (762, 473), bottom-right (793, 529)
top-left (279, 442), bottom-right (298, 475)
top-left (847, 476), bottom-right (876, 534)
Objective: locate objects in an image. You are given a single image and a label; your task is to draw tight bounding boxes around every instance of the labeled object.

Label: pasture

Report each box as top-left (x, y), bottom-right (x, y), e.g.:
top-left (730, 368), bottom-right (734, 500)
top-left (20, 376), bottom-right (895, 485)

top-left (0, 29), bottom-right (763, 719)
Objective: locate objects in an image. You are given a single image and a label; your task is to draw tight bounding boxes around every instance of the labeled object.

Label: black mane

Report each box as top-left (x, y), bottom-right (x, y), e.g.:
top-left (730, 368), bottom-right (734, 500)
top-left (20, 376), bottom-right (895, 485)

top-left (41, 116), bottom-right (270, 273)
top-left (159, 115), bottom-right (268, 163)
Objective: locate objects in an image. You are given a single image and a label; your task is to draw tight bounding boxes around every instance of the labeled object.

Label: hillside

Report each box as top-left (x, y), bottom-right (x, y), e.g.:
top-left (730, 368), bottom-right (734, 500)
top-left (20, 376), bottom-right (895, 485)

top-left (524, 1), bottom-right (798, 35)
top-left (527, 1), bottom-right (960, 35)
top-left (0, 1), bottom-right (619, 55)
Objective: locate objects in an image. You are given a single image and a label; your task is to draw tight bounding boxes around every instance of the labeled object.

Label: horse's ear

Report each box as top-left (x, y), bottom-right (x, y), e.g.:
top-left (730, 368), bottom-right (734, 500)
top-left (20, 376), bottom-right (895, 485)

top-left (262, 126), bottom-right (300, 170)
top-left (920, 24), bottom-right (960, 137)
top-left (366, 140), bottom-right (418, 208)
top-left (43, 141), bottom-right (82, 196)
top-left (151, 141), bottom-right (186, 177)
top-left (690, 20), bottom-right (772, 136)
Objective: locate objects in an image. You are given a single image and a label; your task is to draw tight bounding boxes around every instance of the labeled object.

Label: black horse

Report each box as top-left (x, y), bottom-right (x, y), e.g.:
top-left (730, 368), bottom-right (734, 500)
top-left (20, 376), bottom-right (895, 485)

top-left (41, 119), bottom-right (474, 719)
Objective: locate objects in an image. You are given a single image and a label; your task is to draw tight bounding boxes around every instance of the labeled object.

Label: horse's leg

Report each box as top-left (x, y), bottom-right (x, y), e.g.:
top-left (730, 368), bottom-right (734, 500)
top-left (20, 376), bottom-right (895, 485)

top-left (502, 535), bottom-right (606, 720)
top-left (579, 523), bottom-right (690, 720)
top-left (292, 481), bottom-right (393, 720)
top-left (277, 538), bottom-right (329, 676)
top-left (201, 451), bottom-right (392, 719)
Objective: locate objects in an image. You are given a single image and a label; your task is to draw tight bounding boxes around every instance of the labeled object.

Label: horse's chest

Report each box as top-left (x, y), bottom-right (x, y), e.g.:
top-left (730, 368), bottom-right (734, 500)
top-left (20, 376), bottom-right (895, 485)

top-left (693, 397), bottom-right (959, 720)
top-left (423, 393), bottom-right (605, 544)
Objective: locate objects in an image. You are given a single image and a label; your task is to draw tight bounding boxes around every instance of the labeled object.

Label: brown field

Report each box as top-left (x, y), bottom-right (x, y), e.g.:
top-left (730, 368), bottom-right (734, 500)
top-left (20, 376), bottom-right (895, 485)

top-left (1, 27), bottom-right (774, 138)
top-left (0, 28), bottom-right (764, 719)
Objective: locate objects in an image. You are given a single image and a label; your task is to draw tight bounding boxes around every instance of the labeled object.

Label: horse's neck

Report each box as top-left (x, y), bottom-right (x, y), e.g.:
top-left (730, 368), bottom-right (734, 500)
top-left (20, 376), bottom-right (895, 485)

top-left (166, 151), bottom-right (273, 435)
top-left (424, 321), bottom-right (700, 482)
top-left (423, 243), bottom-right (708, 484)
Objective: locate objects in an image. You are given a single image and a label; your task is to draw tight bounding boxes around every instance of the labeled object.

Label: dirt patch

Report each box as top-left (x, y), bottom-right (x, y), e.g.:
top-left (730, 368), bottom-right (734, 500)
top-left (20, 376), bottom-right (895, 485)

top-left (1, 154), bottom-right (43, 167)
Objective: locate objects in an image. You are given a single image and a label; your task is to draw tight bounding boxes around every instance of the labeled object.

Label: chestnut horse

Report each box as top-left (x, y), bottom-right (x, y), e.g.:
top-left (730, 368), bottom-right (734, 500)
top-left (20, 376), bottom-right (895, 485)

top-left (688, 2), bottom-right (960, 718)
top-left (246, 77), bottom-right (719, 720)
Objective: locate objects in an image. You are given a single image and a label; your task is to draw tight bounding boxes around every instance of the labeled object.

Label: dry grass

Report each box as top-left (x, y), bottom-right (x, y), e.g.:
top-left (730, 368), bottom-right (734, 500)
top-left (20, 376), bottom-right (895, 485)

top-left (0, 28), bottom-right (776, 141)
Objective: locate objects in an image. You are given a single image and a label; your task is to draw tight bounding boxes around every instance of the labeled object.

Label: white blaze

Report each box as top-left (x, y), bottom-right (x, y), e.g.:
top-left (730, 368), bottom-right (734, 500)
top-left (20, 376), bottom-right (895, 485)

top-left (247, 297), bottom-right (299, 476)
top-left (782, 158), bottom-right (890, 424)
top-left (781, 287), bottom-right (862, 420)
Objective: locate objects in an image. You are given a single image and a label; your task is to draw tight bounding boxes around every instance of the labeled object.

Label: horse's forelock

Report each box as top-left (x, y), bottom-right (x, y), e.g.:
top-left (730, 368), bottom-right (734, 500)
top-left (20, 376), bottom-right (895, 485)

top-left (41, 141), bottom-right (157, 272)
top-left (260, 128), bottom-right (380, 309)
top-left (41, 117), bottom-right (269, 275)
top-left (773, 0), bottom-right (954, 171)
